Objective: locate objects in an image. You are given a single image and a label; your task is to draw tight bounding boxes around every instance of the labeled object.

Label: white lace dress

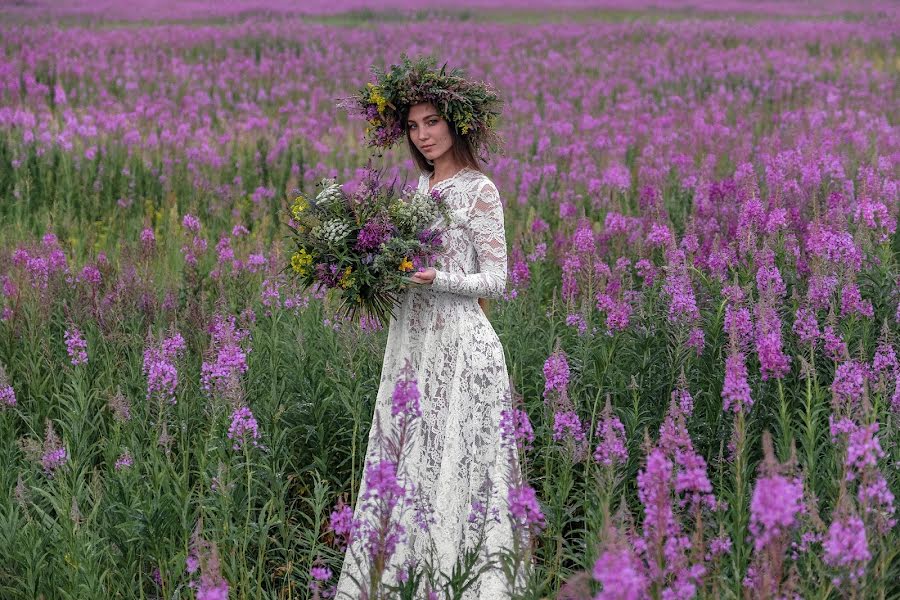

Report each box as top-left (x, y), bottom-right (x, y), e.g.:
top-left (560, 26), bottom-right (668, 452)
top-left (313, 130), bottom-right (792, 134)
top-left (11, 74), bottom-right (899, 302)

top-left (336, 167), bottom-right (521, 599)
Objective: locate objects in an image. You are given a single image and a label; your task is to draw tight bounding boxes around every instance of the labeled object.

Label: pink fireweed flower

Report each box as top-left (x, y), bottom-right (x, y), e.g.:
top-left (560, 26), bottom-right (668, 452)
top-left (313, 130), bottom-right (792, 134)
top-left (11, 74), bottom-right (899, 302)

top-left (748, 474), bottom-right (804, 552)
top-left (663, 262), bottom-right (700, 324)
top-left (328, 499), bottom-right (354, 550)
top-left (181, 214), bottom-right (201, 232)
top-left (687, 327), bottom-right (705, 356)
top-left (201, 314), bottom-right (250, 397)
top-left (646, 222), bottom-right (673, 248)
top-left (553, 410), bottom-right (586, 444)
top-left (0, 363), bottom-right (16, 408)
top-left (140, 228), bottom-right (156, 249)
top-left (143, 331), bottom-right (186, 403)
top-left (115, 450), bottom-right (134, 471)
top-left (508, 484), bottom-right (545, 533)
top-left (391, 361), bottom-right (421, 420)
top-left (840, 283), bottom-right (873, 319)
top-left (592, 542), bottom-right (649, 600)
top-left (792, 307), bottom-right (820, 344)
top-left (823, 515), bottom-right (870, 585)
top-left (844, 422), bottom-right (884, 481)
top-left (593, 407), bottom-right (628, 467)
top-left (543, 348), bottom-right (570, 401)
top-left (499, 408), bottom-right (535, 452)
top-left (822, 325), bottom-right (848, 362)
top-left (722, 350), bottom-right (752, 414)
top-left (831, 361), bottom-right (867, 406)
top-left (227, 406), bottom-right (260, 451)
top-left (755, 304), bottom-right (790, 380)
top-left (64, 326), bottom-right (88, 366)
top-left (566, 312), bottom-right (588, 335)
top-left (40, 421), bottom-right (67, 477)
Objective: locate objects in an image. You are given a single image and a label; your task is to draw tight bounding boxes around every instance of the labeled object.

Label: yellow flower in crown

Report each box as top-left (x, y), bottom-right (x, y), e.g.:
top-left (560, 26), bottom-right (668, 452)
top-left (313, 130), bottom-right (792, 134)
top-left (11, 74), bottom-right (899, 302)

top-left (367, 83), bottom-right (389, 115)
top-left (291, 195), bottom-right (309, 220)
top-left (291, 248), bottom-right (313, 275)
top-left (398, 257), bottom-right (414, 272)
top-left (339, 266), bottom-right (355, 289)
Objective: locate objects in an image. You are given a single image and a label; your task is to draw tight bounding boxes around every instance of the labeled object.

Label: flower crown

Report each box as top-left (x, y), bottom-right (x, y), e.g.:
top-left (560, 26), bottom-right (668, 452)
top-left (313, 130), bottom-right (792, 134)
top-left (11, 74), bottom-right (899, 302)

top-left (338, 54), bottom-right (504, 161)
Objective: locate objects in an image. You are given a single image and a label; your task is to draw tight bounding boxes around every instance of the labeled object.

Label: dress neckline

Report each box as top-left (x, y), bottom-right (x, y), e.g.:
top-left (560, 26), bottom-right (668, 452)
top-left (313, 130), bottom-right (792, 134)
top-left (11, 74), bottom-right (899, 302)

top-left (427, 166), bottom-right (473, 193)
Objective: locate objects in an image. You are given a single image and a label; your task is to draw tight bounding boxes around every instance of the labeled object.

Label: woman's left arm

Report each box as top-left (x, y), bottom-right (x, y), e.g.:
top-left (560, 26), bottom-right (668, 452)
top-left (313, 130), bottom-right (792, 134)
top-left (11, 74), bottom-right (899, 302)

top-left (430, 181), bottom-right (507, 300)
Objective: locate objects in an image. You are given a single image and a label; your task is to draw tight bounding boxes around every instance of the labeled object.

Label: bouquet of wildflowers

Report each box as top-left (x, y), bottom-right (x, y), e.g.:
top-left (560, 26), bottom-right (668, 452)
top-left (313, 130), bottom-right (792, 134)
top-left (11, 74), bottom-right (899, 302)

top-left (286, 167), bottom-right (450, 326)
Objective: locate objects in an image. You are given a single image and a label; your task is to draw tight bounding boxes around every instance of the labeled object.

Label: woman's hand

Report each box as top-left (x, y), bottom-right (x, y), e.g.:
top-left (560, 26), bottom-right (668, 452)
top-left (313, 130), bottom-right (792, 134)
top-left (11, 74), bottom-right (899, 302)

top-left (408, 267), bottom-right (436, 285)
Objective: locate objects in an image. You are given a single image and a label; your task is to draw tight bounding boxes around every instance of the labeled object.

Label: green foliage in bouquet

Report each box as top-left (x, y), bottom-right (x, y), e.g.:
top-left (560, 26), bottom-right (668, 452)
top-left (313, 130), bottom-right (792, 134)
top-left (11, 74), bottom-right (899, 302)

top-left (286, 167), bottom-right (451, 326)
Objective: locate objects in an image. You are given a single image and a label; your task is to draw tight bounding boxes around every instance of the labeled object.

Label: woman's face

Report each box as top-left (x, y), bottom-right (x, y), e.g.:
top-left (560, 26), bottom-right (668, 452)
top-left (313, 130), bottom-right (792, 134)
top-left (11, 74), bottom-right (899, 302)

top-left (407, 102), bottom-right (453, 163)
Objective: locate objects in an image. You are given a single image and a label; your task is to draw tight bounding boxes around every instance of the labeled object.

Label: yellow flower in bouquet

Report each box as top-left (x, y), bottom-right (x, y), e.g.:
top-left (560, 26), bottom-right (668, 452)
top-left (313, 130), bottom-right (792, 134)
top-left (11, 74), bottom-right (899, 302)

top-left (398, 257), bottom-right (414, 272)
top-left (339, 266), bottom-right (355, 289)
top-left (291, 249), bottom-right (313, 275)
top-left (291, 195), bottom-right (309, 220)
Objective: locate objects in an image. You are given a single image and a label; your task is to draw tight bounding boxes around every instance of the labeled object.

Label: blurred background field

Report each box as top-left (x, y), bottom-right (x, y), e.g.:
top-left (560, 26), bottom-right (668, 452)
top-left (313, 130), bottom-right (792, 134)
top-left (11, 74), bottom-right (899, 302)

top-left (0, 1), bottom-right (897, 598)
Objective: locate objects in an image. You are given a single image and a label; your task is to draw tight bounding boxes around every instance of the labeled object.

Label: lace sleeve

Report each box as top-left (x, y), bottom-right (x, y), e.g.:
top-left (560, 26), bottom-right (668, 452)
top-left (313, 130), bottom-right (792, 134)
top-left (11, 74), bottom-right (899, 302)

top-left (431, 180), bottom-right (507, 300)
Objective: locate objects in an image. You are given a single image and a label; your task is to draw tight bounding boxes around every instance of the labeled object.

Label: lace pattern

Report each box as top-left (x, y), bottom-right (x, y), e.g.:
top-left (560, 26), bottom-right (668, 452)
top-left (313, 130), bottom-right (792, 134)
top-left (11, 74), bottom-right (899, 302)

top-left (335, 168), bottom-right (523, 599)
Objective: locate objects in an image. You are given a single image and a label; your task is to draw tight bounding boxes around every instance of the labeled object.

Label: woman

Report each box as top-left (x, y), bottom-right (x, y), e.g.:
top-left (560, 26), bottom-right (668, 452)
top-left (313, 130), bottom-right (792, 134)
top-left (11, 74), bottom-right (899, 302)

top-left (335, 56), bottom-right (523, 599)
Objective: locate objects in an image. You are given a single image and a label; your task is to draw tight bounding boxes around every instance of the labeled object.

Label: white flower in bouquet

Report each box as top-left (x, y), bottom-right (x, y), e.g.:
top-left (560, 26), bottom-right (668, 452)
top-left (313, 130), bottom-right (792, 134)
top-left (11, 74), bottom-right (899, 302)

top-left (312, 218), bottom-right (352, 244)
top-left (315, 178), bottom-right (344, 208)
top-left (392, 190), bottom-right (442, 231)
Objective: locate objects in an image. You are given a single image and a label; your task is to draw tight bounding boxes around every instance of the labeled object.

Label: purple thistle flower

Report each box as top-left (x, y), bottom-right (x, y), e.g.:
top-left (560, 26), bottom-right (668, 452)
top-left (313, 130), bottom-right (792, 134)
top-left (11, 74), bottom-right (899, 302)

top-left (64, 326), bottom-right (88, 366)
top-left (227, 406), bottom-right (261, 451)
top-left (508, 484), bottom-right (545, 533)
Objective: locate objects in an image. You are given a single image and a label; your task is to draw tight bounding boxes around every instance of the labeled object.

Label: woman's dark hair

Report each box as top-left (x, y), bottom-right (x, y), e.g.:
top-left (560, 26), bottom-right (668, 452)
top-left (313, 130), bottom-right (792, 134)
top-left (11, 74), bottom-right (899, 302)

top-left (403, 106), bottom-right (482, 174)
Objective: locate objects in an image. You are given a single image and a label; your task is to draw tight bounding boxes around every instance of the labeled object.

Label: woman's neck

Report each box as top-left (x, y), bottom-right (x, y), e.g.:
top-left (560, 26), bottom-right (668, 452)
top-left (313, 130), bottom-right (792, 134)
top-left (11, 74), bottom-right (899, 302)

top-left (430, 155), bottom-right (465, 183)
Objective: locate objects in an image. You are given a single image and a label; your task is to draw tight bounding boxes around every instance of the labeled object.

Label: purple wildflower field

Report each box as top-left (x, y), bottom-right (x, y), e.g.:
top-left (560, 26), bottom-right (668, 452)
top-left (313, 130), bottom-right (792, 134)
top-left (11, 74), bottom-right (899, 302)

top-left (0, 1), bottom-right (898, 598)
